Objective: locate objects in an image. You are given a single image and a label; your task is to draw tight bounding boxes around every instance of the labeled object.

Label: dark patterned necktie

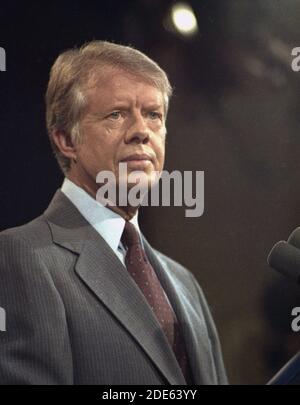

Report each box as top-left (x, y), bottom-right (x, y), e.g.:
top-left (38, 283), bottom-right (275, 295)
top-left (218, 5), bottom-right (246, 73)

top-left (121, 220), bottom-right (192, 384)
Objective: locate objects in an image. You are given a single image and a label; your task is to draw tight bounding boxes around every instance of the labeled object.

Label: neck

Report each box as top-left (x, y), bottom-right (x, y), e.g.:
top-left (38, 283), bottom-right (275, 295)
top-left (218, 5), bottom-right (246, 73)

top-left (66, 173), bottom-right (139, 221)
top-left (105, 204), bottom-right (138, 221)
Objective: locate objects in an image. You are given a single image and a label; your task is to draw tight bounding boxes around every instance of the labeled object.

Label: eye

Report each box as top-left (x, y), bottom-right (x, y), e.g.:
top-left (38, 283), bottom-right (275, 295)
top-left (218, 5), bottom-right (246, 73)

top-left (108, 111), bottom-right (122, 120)
top-left (148, 111), bottom-right (162, 120)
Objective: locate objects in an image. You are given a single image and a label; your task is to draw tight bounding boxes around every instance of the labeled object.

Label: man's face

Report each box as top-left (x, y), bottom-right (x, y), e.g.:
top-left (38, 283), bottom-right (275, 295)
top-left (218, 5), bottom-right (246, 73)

top-left (72, 67), bottom-right (167, 197)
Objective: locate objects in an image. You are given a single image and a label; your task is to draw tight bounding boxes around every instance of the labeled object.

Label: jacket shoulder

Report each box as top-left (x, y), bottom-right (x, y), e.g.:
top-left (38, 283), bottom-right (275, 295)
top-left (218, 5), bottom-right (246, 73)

top-left (0, 214), bottom-right (51, 246)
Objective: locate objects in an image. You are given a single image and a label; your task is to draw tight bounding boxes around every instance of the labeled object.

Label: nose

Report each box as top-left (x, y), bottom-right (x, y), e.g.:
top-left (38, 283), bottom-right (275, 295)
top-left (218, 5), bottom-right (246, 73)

top-left (124, 112), bottom-right (150, 144)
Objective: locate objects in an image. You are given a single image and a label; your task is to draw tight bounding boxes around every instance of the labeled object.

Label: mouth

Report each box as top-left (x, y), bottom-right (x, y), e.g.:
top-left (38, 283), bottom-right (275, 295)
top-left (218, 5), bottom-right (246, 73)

top-left (120, 153), bottom-right (153, 163)
top-left (120, 153), bottom-right (154, 169)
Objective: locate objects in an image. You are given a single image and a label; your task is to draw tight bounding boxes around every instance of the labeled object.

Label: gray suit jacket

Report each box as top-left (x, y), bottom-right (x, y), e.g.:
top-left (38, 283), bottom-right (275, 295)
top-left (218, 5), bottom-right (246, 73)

top-left (0, 190), bottom-right (227, 385)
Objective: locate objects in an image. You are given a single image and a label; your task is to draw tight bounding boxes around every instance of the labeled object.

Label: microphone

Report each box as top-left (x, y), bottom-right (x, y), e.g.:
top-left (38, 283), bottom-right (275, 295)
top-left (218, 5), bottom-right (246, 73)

top-left (267, 351), bottom-right (300, 385)
top-left (267, 240), bottom-right (300, 284)
top-left (288, 227), bottom-right (300, 249)
top-left (267, 230), bottom-right (300, 384)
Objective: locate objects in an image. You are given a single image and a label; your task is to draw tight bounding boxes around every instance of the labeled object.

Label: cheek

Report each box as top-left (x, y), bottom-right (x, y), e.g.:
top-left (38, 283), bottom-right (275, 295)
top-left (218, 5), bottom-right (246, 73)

top-left (85, 126), bottom-right (119, 156)
top-left (78, 137), bottom-right (119, 174)
top-left (154, 139), bottom-right (165, 169)
top-left (158, 132), bottom-right (166, 156)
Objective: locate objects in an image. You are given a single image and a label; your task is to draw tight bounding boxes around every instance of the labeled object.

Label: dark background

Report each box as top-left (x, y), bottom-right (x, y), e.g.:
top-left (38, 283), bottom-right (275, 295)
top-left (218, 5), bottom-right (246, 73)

top-left (1, 0), bottom-right (300, 384)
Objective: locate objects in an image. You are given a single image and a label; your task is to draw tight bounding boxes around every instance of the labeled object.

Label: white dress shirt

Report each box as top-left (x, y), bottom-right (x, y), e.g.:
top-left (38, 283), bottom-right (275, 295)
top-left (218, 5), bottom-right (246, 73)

top-left (61, 177), bottom-right (142, 266)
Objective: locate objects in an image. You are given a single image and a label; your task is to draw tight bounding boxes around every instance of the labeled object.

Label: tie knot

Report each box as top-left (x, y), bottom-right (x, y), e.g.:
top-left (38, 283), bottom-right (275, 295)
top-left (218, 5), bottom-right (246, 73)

top-left (121, 221), bottom-right (140, 248)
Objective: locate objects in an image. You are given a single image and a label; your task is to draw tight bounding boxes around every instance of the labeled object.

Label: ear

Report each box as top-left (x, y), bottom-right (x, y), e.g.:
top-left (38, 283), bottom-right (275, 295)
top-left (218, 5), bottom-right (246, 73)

top-left (51, 129), bottom-right (77, 160)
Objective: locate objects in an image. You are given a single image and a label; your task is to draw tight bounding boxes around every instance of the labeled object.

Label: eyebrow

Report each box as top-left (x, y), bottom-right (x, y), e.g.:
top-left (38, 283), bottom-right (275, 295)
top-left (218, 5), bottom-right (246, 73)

top-left (102, 102), bottom-right (164, 113)
top-left (103, 103), bottom-right (130, 112)
top-left (143, 103), bottom-right (164, 110)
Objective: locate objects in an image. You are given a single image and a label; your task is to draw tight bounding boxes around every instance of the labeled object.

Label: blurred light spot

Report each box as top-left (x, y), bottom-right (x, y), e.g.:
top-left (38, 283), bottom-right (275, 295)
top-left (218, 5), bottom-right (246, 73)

top-left (171, 3), bottom-right (198, 36)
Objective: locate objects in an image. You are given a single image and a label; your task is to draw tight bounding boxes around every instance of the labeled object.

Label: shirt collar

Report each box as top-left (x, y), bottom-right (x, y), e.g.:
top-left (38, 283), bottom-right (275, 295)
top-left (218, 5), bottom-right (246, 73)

top-left (60, 177), bottom-right (141, 255)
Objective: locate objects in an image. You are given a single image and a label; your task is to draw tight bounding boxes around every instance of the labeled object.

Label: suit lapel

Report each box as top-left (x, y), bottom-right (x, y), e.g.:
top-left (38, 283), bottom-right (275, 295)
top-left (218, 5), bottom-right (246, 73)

top-left (143, 237), bottom-right (217, 385)
top-left (44, 190), bottom-right (186, 385)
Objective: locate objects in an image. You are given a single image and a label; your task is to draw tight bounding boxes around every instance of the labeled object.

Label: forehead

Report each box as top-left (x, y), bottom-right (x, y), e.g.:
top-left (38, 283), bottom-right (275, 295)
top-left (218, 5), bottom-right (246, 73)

top-left (84, 67), bottom-right (165, 108)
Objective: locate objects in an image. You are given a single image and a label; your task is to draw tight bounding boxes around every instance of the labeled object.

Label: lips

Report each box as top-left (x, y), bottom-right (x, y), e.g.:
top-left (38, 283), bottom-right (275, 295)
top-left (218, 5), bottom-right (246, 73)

top-left (120, 153), bottom-right (153, 162)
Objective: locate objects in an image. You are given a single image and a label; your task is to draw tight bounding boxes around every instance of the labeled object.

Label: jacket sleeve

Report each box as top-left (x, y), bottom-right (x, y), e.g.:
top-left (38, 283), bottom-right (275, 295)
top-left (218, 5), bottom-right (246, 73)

top-left (189, 272), bottom-right (228, 385)
top-left (0, 233), bottom-right (73, 384)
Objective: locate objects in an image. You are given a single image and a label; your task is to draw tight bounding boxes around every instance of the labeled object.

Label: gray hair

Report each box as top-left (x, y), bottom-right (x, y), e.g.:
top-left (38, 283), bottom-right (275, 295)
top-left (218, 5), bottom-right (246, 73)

top-left (45, 40), bottom-right (173, 173)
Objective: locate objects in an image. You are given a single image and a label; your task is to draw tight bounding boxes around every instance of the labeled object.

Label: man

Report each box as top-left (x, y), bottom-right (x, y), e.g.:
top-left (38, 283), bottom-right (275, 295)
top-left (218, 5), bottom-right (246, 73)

top-left (0, 41), bottom-right (227, 384)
